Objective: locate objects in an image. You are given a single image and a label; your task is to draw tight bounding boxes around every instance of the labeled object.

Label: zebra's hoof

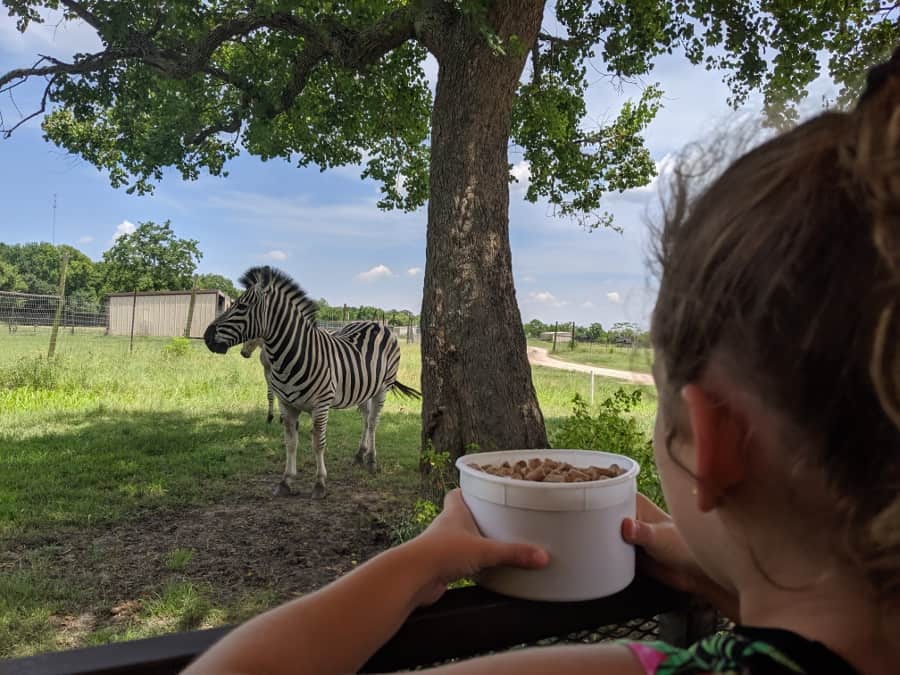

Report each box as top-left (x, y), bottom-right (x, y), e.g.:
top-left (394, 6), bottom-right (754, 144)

top-left (273, 481), bottom-right (292, 497)
top-left (266, 414), bottom-right (274, 424)
top-left (311, 483), bottom-right (327, 500)
top-left (353, 453), bottom-right (365, 465)
top-left (365, 457), bottom-right (378, 474)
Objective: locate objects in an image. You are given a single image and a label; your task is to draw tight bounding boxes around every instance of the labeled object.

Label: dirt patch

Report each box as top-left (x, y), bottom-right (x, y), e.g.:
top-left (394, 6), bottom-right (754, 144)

top-left (527, 346), bottom-right (654, 385)
top-left (4, 473), bottom-right (418, 636)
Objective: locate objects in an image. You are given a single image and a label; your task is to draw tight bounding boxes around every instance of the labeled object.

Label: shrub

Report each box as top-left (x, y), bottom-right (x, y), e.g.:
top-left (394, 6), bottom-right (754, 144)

top-left (390, 447), bottom-right (456, 545)
top-left (551, 390), bottom-right (664, 508)
top-left (388, 498), bottom-right (441, 544)
top-left (161, 337), bottom-right (191, 359)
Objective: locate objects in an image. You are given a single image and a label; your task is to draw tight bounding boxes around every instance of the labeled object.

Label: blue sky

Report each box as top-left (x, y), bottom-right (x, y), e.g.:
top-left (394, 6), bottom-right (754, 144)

top-left (0, 11), bottom-right (838, 328)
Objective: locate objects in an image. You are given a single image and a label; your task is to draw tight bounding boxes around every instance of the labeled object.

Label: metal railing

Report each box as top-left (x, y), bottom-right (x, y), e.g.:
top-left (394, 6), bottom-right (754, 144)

top-left (1, 576), bottom-right (718, 675)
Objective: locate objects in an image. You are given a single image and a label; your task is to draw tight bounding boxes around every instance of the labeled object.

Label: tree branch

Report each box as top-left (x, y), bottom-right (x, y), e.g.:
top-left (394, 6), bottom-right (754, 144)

top-left (537, 32), bottom-right (573, 47)
top-left (2, 74), bottom-right (56, 139)
top-left (531, 38), bottom-right (542, 85)
top-left (187, 110), bottom-right (243, 148)
top-left (1, 4), bottom-right (418, 137)
top-left (58, 0), bottom-right (103, 31)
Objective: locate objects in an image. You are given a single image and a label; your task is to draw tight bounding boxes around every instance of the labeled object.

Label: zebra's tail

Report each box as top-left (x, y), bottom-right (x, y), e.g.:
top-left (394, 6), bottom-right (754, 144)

top-left (390, 380), bottom-right (422, 399)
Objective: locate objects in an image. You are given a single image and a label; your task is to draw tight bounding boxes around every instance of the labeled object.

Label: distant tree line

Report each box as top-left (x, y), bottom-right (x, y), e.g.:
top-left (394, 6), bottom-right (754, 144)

top-left (523, 319), bottom-right (651, 347)
top-left (0, 220), bottom-right (419, 323)
top-left (315, 299), bottom-right (419, 327)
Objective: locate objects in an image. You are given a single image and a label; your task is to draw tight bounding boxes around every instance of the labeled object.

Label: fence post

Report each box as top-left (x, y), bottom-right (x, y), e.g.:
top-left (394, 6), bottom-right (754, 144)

top-left (570, 321), bottom-right (576, 350)
top-left (184, 276), bottom-right (198, 338)
top-left (552, 322), bottom-right (558, 353)
top-left (590, 372), bottom-right (594, 406)
top-left (129, 289), bottom-right (138, 353)
top-left (47, 253), bottom-right (69, 358)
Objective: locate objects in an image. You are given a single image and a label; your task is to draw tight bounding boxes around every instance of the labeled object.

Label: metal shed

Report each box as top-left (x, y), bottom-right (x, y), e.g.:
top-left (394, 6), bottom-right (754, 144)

top-left (107, 290), bottom-right (231, 338)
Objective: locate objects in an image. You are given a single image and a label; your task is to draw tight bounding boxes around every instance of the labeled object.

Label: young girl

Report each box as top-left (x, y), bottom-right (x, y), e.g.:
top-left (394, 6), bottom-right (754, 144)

top-left (182, 49), bottom-right (900, 675)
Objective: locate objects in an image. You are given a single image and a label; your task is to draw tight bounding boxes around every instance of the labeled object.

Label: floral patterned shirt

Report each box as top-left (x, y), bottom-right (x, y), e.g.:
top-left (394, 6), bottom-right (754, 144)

top-left (622, 626), bottom-right (858, 675)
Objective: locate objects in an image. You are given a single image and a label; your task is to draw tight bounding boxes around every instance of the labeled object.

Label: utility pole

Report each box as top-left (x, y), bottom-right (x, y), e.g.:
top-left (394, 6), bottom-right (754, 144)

top-left (52, 193), bottom-right (57, 245)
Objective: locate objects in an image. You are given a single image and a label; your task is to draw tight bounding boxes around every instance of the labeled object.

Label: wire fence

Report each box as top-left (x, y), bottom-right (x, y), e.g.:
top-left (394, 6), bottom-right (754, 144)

top-left (0, 291), bottom-right (109, 335)
top-left (0, 291), bottom-right (421, 343)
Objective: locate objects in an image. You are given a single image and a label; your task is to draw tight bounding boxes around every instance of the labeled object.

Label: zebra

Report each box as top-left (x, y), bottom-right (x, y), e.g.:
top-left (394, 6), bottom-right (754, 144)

top-left (203, 266), bottom-right (420, 498)
top-left (240, 338), bottom-right (277, 424)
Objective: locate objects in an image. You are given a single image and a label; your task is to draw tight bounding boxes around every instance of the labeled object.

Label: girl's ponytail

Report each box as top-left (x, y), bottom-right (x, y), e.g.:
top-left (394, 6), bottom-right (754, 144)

top-left (847, 45), bottom-right (900, 430)
top-left (843, 45), bottom-right (900, 612)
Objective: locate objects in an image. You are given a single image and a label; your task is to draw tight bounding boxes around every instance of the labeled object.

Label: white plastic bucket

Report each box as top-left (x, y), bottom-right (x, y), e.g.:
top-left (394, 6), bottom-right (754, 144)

top-left (456, 449), bottom-right (639, 601)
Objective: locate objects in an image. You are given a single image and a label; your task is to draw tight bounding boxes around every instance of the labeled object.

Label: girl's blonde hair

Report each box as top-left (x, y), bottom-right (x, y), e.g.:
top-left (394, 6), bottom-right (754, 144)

top-left (651, 47), bottom-right (900, 608)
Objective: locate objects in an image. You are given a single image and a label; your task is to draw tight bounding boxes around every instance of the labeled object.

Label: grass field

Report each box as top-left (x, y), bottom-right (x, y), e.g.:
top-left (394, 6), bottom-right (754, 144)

top-left (0, 331), bottom-right (657, 659)
top-left (528, 338), bottom-right (654, 374)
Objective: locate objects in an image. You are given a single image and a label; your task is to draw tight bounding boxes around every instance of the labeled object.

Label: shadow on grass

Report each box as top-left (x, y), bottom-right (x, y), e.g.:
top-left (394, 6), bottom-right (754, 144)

top-left (0, 407), bottom-right (423, 541)
top-left (0, 407), bottom-right (424, 659)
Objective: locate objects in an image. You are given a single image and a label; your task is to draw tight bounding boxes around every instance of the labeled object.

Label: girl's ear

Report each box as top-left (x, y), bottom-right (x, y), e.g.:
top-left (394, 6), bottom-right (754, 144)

top-left (681, 384), bottom-right (748, 512)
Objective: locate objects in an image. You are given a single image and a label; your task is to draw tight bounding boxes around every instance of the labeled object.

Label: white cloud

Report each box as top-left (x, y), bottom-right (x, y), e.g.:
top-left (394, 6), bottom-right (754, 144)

top-left (205, 191), bottom-right (424, 243)
top-left (510, 160), bottom-right (531, 188)
top-left (77, 235), bottom-right (94, 245)
top-left (522, 275), bottom-right (536, 283)
top-left (582, 301), bottom-right (594, 308)
top-left (357, 264), bottom-right (394, 282)
top-left (394, 173), bottom-right (408, 200)
top-left (529, 291), bottom-right (568, 307)
top-left (260, 250), bottom-right (288, 261)
top-left (607, 292), bottom-right (622, 304)
top-left (407, 267), bottom-right (422, 277)
top-left (113, 220), bottom-right (136, 240)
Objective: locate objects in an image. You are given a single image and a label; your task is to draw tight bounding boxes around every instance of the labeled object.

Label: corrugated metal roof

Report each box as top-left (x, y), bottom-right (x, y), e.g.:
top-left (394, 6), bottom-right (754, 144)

top-left (106, 289), bottom-right (227, 298)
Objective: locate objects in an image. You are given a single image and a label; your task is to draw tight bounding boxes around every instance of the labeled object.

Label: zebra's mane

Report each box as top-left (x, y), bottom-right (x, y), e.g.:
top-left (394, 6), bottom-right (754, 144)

top-left (239, 266), bottom-right (319, 325)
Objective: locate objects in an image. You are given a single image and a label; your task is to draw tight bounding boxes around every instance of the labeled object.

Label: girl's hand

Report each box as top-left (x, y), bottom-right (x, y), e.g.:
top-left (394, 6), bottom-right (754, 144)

top-left (621, 493), bottom-right (739, 620)
top-left (410, 488), bottom-right (549, 607)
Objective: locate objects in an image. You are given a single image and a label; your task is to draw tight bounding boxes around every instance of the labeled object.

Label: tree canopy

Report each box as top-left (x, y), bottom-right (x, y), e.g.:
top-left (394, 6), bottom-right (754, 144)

top-left (195, 272), bottom-right (240, 299)
top-left (0, 242), bottom-right (101, 299)
top-left (101, 220), bottom-right (201, 292)
top-left (2, 2), bottom-right (896, 214)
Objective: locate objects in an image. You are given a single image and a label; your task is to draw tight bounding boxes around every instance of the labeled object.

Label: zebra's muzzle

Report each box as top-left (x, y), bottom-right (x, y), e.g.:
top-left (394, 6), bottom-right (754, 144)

top-left (203, 323), bottom-right (230, 354)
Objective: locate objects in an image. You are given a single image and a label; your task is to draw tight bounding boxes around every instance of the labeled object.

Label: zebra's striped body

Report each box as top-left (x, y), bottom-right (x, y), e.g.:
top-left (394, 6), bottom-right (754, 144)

top-left (204, 266), bottom-right (419, 498)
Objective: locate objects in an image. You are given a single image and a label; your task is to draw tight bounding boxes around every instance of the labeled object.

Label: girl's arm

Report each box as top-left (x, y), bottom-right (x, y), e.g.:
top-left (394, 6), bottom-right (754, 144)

top-left (181, 490), bottom-right (551, 675)
top-left (419, 643), bottom-right (645, 674)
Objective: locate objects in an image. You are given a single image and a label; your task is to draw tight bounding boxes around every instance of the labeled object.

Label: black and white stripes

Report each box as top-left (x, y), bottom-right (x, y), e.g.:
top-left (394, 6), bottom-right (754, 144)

top-left (204, 266), bottom-right (419, 498)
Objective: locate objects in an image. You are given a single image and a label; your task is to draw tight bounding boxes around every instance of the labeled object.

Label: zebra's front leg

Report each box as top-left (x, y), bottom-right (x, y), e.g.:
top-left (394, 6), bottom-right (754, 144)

top-left (310, 407), bottom-right (330, 500)
top-left (275, 406), bottom-right (301, 497)
top-left (362, 388), bottom-right (388, 474)
top-left (266, 382), bottom-right (275, 424)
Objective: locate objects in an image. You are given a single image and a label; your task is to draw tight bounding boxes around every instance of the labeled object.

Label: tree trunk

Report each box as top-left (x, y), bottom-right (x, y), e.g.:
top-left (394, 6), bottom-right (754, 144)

top-left (420, 1), bottom-right (549, 472)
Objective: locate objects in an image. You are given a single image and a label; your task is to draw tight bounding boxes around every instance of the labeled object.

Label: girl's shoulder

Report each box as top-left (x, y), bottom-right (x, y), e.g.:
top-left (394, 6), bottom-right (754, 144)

top-left (620, 626), bottom-right (858, 675)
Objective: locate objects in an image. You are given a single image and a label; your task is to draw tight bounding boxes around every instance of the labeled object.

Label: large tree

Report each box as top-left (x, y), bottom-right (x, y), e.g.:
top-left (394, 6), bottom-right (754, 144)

top-left (101, 220), bottom-right (201, 292)
top-left (0, 241), bottom-right (101, 300)
top-left (2, 1), bottom-right (897, 461)
top-left (196, 272), bottom-right (240, 299)
top-left (0, 258), bottom-right (25, 292)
